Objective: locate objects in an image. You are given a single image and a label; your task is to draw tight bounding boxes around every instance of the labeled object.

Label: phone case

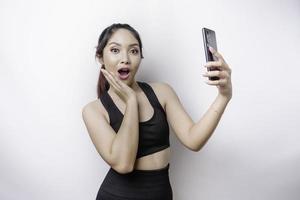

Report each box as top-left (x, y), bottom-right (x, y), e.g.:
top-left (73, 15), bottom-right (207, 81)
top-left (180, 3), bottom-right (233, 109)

top-left (202, 27), bottom-right (220, 81)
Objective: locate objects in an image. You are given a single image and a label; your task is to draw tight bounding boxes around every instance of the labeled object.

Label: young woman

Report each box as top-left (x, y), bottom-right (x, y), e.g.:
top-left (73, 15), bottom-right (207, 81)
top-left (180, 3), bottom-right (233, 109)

top-left (82, 23), bottom-right (232, 200)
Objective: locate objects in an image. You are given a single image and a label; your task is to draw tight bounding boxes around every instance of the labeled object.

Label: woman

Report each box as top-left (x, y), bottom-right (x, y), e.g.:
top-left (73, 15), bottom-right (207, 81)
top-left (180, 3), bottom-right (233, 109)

top-left (82, 23), bottom-right (232, 200)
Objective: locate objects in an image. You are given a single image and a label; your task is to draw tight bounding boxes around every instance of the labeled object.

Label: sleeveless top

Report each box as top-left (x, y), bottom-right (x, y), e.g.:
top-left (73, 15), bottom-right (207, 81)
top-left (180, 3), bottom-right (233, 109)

top-left (99, 81), bottom-right (170, 159)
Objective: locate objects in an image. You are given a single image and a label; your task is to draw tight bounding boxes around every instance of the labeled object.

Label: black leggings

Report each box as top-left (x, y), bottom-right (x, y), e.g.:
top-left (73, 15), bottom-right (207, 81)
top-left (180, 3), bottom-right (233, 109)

top-left (96, 163), bottom-right (172, 200)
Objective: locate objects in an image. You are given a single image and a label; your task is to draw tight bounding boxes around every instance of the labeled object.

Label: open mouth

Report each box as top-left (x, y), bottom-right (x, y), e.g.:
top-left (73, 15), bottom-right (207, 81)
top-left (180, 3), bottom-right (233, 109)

top-left (117, 68), bottom-right (130, 80)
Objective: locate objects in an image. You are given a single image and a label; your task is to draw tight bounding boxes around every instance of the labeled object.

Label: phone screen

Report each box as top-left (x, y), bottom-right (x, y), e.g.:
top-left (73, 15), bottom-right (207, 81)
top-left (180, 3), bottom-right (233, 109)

top-left (202, 27), bottom-right (220, 80)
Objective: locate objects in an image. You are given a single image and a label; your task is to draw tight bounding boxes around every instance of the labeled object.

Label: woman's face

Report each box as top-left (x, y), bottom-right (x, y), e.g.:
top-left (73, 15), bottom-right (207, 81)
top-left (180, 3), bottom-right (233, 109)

top-left (99, 28), bottom-right (142, 84)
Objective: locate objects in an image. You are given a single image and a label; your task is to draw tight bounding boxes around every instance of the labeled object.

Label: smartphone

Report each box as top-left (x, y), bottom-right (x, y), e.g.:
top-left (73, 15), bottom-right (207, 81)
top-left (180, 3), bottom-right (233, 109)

top-left (202, 27), bottom-right (220, 81)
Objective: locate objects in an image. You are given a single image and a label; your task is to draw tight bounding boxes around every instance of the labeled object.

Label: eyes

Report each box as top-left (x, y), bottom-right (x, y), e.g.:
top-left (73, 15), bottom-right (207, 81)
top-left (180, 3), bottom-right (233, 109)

top-left (110, 47), bottom-right (139, 55)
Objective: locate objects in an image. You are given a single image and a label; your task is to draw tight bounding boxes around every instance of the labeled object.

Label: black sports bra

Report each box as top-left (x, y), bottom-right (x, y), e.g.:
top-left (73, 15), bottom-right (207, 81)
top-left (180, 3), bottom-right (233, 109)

top-left (99, 81), bottom-right (170, 158)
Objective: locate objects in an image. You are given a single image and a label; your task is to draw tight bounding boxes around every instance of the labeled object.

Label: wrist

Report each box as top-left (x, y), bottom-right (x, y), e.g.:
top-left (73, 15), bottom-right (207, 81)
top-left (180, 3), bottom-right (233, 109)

top-left (217, 93), bottom-right (232, 102)
top-left (126, 96), bottom-right (138, 105)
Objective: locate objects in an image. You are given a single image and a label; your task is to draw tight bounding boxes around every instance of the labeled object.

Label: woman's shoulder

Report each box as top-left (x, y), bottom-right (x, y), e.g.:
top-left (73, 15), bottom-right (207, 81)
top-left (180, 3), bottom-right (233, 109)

top-left (82, 98), bottom-right (108, 121)
top-left (144, 81), bottom-right (173, 108)
top-left (146, 81), bottom-right (173, 95)
top-left (144, 81), bottom-right (169, 90)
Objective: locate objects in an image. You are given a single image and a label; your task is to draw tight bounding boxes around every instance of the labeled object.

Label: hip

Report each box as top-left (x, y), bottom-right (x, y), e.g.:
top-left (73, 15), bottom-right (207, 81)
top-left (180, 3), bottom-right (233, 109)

top-left (96, 163), bottom-right (172, 200)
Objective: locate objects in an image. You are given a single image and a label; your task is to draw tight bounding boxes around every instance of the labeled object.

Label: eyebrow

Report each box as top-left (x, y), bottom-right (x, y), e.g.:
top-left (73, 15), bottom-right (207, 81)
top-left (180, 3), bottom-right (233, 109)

top-left (108, 42), bottom-right (139, 47)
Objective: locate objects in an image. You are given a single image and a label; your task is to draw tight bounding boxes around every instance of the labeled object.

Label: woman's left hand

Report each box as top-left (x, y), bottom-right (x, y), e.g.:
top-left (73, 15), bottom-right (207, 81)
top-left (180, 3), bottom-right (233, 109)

top-left (202, 46), bottom-right (232, 99)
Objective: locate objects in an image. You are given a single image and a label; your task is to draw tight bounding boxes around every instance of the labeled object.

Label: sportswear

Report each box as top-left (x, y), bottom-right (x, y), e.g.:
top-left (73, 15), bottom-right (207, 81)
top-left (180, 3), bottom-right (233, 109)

top-left (99, 81), bottom-right (170, 158)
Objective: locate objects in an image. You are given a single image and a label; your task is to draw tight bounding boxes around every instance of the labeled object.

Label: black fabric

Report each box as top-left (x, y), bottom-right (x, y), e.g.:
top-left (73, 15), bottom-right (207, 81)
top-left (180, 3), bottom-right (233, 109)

top-left (96, 163), bottom-right (172, 200)
top-left (99, 81), bottom-right (170, 159)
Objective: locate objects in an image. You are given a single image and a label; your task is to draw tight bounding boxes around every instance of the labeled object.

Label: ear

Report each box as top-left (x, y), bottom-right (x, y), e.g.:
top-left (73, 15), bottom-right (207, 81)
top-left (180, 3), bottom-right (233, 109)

top-left (98, 57), bottom-right (104, 65)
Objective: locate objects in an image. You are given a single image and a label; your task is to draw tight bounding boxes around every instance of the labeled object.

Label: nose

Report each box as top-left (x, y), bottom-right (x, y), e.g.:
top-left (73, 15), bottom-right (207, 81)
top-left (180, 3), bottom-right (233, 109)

top-left (121, 52), bottom-right (130, 65)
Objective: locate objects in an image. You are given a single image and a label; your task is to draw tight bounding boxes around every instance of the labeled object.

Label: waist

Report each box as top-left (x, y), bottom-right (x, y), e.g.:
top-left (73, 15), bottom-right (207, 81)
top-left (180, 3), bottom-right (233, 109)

top-left (100, 163), bottom-right (170, 196)
top-left (109, 163), bottom-right (169, 178)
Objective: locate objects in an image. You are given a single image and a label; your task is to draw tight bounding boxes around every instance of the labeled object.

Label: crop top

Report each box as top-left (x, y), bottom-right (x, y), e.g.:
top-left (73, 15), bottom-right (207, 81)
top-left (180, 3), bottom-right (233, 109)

top-left (99, 81), bottom-right (170, 159)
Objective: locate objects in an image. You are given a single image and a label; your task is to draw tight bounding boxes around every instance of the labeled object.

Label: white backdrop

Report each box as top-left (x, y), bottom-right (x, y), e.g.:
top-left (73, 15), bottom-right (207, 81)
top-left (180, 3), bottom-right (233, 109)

top-left (1, 0), bottom-right (299, 199)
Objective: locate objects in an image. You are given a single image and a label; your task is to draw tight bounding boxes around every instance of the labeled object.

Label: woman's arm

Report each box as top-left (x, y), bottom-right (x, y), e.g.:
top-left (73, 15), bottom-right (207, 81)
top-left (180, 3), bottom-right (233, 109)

top-left (110, 97), bottom-right (139, 172)
top-left (83, 69), bottom-right (139, 174)
top-left (190, 46), bottom-right (232, 151)
top-left (82, 97), bottom-right (139, 174)
top-left (162, 82), bottom-right (231, 152)
top-left (162, 46), bottom-right (232, 152)
top-left (189, 95), bottom-right (231, 151)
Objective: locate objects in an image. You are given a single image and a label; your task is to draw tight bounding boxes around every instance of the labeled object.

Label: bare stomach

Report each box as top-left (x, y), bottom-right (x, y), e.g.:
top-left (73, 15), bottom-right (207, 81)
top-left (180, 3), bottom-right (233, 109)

top-left (133, 147), bottom-right (171, 170)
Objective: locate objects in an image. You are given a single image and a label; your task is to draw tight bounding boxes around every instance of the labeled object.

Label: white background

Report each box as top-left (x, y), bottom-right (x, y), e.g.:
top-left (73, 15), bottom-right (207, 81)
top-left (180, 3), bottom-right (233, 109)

top-left (1, 0), bottom-right (299, 199)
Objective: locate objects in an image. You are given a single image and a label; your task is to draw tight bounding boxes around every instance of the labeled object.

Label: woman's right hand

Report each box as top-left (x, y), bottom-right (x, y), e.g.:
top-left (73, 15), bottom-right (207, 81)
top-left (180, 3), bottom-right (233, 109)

top-left (101, 68), bottom-right (137, 103)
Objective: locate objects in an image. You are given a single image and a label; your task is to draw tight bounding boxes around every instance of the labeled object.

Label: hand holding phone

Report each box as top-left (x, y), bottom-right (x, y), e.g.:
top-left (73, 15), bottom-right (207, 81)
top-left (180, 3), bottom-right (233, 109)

top-left (202, 27), bottom-right (220, 81)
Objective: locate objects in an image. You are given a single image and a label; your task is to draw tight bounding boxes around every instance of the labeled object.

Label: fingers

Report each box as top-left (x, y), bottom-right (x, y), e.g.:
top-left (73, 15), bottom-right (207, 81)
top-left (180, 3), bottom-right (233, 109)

top-left (208, 46), bottom-right (224, 61)
top-left (204, 61), bottom-right (222, 70)
top-left (202, 69), bottom-right (230, 87)
top-left (206, 46), bottom-right (231, 71)
top-left (204, 60), bottom-right (230, 72)
top-left (101, 69), bottom-right (122, 90)
top-left (202, 70), bottom-right (230, 80)
top-left (205, 78), bottom-right (228, 87)
top-left (202, 47), bottom-right (232, 90)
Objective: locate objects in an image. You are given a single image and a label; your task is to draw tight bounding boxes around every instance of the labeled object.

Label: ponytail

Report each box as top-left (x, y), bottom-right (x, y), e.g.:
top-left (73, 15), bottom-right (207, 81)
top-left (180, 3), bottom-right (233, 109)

top-left (97, 64), bottom-right (109, 98)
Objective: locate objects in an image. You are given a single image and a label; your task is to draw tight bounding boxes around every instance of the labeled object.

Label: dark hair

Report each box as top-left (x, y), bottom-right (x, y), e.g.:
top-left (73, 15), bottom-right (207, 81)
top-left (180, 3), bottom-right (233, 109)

top-left (95, 23), bottom-right (144, 98)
